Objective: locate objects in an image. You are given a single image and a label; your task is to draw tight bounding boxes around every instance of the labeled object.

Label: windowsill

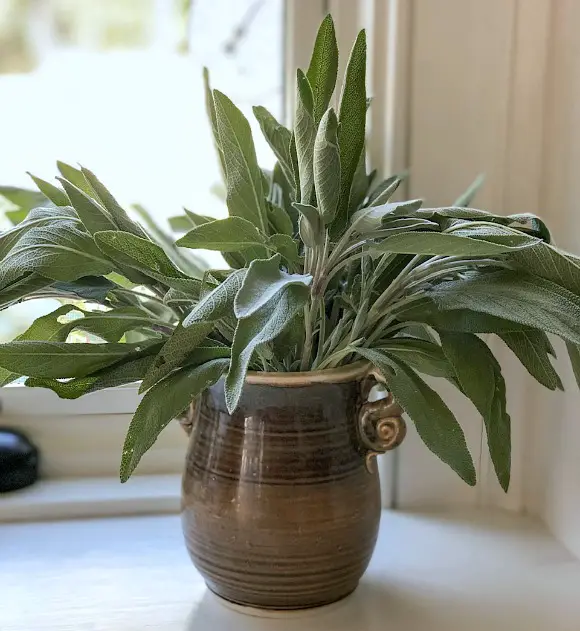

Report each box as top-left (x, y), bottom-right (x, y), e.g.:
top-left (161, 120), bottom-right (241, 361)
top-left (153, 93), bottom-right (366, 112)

top-left (0, 474), bottom-right (181, 522)
top-left (2, 509), bottom-right (579, 629)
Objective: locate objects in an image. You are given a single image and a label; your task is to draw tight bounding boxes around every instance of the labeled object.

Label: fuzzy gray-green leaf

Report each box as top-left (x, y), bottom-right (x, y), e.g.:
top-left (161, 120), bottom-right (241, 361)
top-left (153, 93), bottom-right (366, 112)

top-left (226, 284), bottom-right (309, 413)
top-left (234, 254), bottom-right (311, 319)
top-left (212, 90), bottom-right (268, 234)
top-left (499, 331), bottom-right (563, 391)
top-left (57, 177), bottom-right (117, 235)
top-left (0, 341), bottom-right (142, 378)
top-left (355, 347), bottom-right (476, 486)
top-left (176, 216), bottom-right (266, 251)
top-left (440, 332), bottom-right (511, 492)
top-left (253, 106), bottom-right (295, 190)
top-left (313, 108), bottom-right (340, 223)
top-left (430, 271), bottom-right (580, 346)
top-left (294, 70), bottom-right (317, 205)
top-left (306, 14), bottom-right (338, 124)
top-left (121, 358), bottom-right (229, 481)
top-left (27, 173), bottom-right (69, 207)
top-left (334, 30), bottom-right (367, 236)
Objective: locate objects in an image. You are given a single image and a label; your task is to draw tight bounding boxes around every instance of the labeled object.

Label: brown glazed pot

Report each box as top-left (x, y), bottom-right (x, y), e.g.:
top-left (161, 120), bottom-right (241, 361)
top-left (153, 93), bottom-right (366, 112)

top-left (180, 362), bottom-right (405, 610)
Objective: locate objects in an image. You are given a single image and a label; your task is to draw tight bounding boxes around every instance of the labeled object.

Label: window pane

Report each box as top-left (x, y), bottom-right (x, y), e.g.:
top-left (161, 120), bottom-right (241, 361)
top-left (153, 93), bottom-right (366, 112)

top-left (0, 0), bottom-right (284, 341)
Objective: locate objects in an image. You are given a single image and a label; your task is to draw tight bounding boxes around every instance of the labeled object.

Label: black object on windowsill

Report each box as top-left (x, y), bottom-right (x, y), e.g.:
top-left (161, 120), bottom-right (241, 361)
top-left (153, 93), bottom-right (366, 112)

top-left (0, 428), bottom-right (39, 492)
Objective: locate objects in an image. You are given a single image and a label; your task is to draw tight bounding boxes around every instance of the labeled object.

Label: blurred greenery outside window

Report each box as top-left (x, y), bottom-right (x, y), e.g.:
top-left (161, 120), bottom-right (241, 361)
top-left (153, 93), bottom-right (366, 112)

top-left (0, 0), bottom-right (283, 342)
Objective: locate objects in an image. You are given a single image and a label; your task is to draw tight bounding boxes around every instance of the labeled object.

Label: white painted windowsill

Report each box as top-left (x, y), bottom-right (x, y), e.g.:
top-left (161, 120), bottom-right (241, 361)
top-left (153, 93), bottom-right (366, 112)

top-left (2, 509), bottom-right (580, 630)
top-left (0, 474), bottom-right (181, 522)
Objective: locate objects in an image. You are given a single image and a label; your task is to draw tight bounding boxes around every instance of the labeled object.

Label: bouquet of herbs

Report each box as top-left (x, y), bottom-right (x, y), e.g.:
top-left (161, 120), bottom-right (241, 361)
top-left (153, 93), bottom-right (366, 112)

top-left (1, 16), bottom-right (580, 490)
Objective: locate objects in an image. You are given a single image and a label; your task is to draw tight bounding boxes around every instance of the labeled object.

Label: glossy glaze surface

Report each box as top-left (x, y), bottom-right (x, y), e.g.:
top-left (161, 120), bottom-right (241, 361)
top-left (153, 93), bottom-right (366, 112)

top-left (181, 378), bottom-right (381, 609)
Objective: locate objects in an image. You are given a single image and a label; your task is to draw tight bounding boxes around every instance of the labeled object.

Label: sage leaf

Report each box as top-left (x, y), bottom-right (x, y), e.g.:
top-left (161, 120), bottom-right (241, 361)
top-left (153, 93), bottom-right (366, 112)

top-left (234, 254), bottom-right (311, 319)
top-left (212, 90), bottom-right (268, 234)
top-left (27, 173), bottom-right (69, 207)
top-left (25, 353), bottom-right (157, 399)
top-left (498, 331), bottom-right (563, 391)
top-left (0, 273), bottom-right (51, 311)
top-left (183, 268), bottom-right (247, 327)
top-left (292, 202), bottom-right (323, 246)
top-left (268, 234), bottom-right (301, 266)
top-left (57, 177), bottom-right (117, 235)
top-left (53, 275), bottom-right (116, 302)
top-left (176, 216), bottom-right (266, 251)
top-left (379, 338), bottom-right (453, 379)
top-left (0, 341), bottom-right (143, 378)
top-left (430, 271), bottom-right (580, 346)
top-left (306, 14), bottom-right (338, 124)
top-left (373, 231), bottom-right (537, 256)
top-left (253, 106), bottom-right (295, 190)
top-left (368, 176), bottom-right (401, 207)
top-left (120, 358), bottom-right (229, 481)
top-left (313, 108), bottom-right (340, 223)
top-left (294, 70), bottom-right (317, 205)
top-left (139, 322), bottom-right (215, 392)
top-left (1, 222), bottom-right (113, 287)
top-left (0, 186), bottom-right (46, 212)
top-left (79, 166), bottom-right (148, 238)
top-left (94, 230), bottom-right (191, 289)
top-left (267, 202), bottom-right (294, 237)
top-left (226, 284), bottom-right (309, 412)
top-left (440, 332), bottom-right (511, 492)
top-left (56, 161), bottom-right (94, 195)
top-left (334, 30), bottom-right (367, 236)
top-left (355, 347), bottom-right (476, 485)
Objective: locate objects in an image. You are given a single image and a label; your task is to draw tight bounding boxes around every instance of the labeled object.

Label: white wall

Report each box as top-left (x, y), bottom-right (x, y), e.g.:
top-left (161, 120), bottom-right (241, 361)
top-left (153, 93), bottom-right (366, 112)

top-left (371, 0), bottom-right (580, 556)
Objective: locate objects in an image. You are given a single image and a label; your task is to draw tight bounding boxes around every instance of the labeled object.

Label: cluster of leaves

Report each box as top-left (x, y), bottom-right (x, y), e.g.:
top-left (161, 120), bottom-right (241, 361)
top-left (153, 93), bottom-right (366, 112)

top-left (1, 15), bottom-right (580, 489)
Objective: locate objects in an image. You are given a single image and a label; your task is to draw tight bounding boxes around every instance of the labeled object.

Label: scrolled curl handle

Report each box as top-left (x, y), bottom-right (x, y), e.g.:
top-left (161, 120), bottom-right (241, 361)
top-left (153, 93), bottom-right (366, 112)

top-left (358, 376), bottom-right (406, 472)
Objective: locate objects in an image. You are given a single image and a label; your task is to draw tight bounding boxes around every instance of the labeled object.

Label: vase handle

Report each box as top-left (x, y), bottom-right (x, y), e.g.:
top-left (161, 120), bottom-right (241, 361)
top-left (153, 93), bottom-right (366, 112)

top-left (358, 370), bottom-right (406, 472)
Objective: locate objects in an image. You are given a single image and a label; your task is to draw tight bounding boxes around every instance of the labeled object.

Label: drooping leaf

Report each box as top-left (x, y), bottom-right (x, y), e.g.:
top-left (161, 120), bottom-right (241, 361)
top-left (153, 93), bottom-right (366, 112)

top-left (372, 230), bottom-right (537, 256)
top-left (234, 254), bottom-right (311, 319)
top-left (25, 353), bottom-right (157, 399)
top-left (253, 106), bottom-right (296, 190)
top-left (79, 166), bottom-right (148, 238)
top-left (176, 216), bottom-right (266, 251)
top-left (27, 173), bottom-right (69, 207)
top-left (294, 70), bottom-right (317, 205)
top-left (354, 347), bottom-right (476, 485)
top-left (120, 358), bottom-right (229, 481)
top-left (226, 284), bottom-right (309, 412)
top-left (139, 322), bottom-right (215, 392)
top-left (498, 331), bottom-right (562, 391)
top-left (453, 174), bottom-right (485, 207)
top-left (183, 268), bottom-right (247, 327)
top-left (306, 14), bottom-right (339, 124)
top-left (212, 90), bottom-right (269, 234)
top-left (0, 341), bottom-right (143, 378)
top-left (378, 338), bottom-right (453, 379)
top-left (333, 30), bottom-right (367, 236)
top-left (313, 108), bottom-right (340, 223)
top-left (440, 332), bottom-right (511, 492)
top-left (430, 271), bottom-right (580, 346)
top-left (1, 222), bottom-right (113, 287)
top-left (57, 177), bottom-right (117, 235)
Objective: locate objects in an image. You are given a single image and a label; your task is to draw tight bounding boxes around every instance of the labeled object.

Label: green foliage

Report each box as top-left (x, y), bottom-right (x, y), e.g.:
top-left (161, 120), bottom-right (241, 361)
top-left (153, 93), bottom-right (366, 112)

top-left (1, 15), bottom-right (580, 489)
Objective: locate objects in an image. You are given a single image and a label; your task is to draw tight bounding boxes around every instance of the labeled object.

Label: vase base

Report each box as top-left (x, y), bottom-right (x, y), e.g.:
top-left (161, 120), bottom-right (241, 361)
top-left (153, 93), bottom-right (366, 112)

top-left (207, 585), bottom-right (357, 618)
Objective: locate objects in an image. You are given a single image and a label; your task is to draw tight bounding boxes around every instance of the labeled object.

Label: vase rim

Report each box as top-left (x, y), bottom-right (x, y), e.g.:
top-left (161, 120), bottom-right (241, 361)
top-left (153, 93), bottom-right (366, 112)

top-left (245, 360), bottom-right (377, 387)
